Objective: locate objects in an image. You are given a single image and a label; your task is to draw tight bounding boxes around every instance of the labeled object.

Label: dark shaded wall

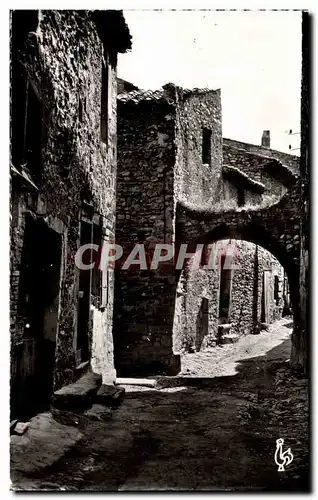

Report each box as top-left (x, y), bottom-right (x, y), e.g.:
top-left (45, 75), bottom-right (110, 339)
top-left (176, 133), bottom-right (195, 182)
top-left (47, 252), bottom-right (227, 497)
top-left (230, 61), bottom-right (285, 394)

top-left (291, 11), bottom-right (309, 374)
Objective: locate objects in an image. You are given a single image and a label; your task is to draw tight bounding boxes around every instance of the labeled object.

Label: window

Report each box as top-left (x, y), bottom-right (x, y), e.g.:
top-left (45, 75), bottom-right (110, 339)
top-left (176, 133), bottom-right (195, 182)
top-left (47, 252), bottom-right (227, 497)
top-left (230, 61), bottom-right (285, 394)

top-left (11, 72), bottom-right (43, 177)
top-left (11, 59), bottom-right (27, 168)
top-left (237, 187), bottom-right (245, 207)
top-left (24, 81), bottom-right (43, 179)
top-left (100, 60), bottom-right (109, 143)
top-left (274, 275), bottom-right (279, 305)
top-left (11, 10), bottom-right (45, 179)
top-left (202, 128), bottom-right (212, 164)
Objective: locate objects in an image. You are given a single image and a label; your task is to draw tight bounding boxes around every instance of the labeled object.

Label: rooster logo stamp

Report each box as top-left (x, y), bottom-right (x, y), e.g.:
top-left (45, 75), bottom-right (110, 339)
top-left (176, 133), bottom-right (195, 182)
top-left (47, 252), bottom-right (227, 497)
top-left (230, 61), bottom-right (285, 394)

top-left (274, 438), bottom-right (294, 471)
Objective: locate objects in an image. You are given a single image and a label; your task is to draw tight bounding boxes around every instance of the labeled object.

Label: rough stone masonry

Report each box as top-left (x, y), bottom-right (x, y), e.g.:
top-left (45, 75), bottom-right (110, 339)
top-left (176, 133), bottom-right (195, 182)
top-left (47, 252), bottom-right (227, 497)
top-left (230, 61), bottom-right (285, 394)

top-left (116, 82), bottom-right (302, 377)
top-left (10, 10), bottom-right (131, 420)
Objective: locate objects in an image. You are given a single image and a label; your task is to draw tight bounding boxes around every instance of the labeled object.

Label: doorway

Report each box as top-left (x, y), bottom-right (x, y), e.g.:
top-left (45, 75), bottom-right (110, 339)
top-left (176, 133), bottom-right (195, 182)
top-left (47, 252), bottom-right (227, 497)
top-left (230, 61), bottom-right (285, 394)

top-left (12, 216), bottom-right (62, 420)
top-left (261, 270), bottom-right (270, 323)
top-left (76, 221), bottom-right (92, 365)
top-left (219, 254), bottom-right (232, 323)
top-left (195, 297), bottom-right (209, 351)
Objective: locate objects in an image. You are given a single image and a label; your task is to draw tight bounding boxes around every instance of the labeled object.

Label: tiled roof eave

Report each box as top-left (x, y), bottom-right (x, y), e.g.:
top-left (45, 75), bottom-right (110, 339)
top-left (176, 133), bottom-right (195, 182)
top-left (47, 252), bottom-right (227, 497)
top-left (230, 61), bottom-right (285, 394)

top-left (117, 86), bottom-right (218, 104)
top-left (223, 165), bottom-right (266, 193)
top-left (264, 160), bottom-right (298, 184)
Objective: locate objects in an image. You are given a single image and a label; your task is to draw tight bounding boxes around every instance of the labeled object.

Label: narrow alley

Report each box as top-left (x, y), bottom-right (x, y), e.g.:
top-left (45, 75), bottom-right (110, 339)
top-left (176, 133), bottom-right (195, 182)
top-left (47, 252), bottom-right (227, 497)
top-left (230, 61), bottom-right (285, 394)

top-left (11, 318), bottom-right (308, 491)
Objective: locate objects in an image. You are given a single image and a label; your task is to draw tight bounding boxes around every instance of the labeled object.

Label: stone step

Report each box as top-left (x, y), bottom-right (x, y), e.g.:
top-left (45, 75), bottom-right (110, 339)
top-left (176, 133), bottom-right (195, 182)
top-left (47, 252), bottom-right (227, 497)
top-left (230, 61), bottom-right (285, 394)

top-left (217, 323), bottom-right (239, 345)
top-left (51, 372), bottom-right (102, 411)
top-left (218, 323), bottom-right (232, 335)
top-left (95, 385), bottom-right (125, 407)
top-left (220, 333), bottom-right (240, 345)
top-left (116, 377), bottom-right (157, 388)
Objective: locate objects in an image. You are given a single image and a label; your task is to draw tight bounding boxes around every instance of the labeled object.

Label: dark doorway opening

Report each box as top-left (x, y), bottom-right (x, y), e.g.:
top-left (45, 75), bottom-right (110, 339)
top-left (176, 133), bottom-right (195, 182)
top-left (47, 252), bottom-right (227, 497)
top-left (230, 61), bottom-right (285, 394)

top-left (11, 217), bottom-right (62, 420)
top-left (76, 221), bottom-right (92, 365)
top-left (24, 81), bottom-right (43, 180)
top-left (274, 275), bottom-right (279, 306)
top-left (261, 270), bottom-right (269, 323)
top-left (237, 187), bottom-right (245, 207)
top-left (195, 297), bottom-right (209, 351)
top-left (219, 255), bottom-right (232, 323)
top-left (100, 60), bottom-right (109, 144)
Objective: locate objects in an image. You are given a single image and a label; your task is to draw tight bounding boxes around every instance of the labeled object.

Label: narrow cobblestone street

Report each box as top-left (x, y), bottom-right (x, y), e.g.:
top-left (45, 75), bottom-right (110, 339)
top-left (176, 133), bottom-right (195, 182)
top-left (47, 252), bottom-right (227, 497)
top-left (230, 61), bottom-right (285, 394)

top-left (180, 317), bottom-right (294, 378)
top-left (11, 319), bottom-right (309, 491)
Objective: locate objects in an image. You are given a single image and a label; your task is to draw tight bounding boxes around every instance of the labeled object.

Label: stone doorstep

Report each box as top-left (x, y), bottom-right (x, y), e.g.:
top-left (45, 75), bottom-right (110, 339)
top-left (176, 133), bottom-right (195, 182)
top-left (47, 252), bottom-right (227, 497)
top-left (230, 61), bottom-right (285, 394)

top-left (94, 385), bottom-right (126, 407)
top-left (218, 323), bottom-right (232, 334)
top-left (219, 333), bottom-right (240, 345)
top-left (217, 323), bottom-right (239, 345)
top-left (116, 377), bottom-right (157, 388)
top-left (51, 372), bottom-right (102, 411)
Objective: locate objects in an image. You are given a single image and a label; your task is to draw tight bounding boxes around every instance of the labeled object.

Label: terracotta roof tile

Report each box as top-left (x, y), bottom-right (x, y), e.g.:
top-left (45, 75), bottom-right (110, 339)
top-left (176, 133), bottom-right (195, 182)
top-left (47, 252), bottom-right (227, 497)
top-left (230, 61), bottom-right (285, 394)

top-left (223, 164), bottom-right (266, 193)
top-left (117, 86), bottom-right (218, 104)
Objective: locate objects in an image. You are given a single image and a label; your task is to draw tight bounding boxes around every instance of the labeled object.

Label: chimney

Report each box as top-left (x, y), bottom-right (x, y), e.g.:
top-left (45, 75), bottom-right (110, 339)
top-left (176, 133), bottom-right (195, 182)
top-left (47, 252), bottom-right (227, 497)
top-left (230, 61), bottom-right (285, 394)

top-left (162, 82), bottom-right (179, 101)
top-left (261, 130), bottom-right (270, 148)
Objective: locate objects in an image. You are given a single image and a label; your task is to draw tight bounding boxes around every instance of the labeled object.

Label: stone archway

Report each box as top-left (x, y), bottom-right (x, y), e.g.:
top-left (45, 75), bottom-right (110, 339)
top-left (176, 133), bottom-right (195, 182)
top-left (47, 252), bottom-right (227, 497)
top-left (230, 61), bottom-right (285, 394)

top-left (113, 185), bottom-right (303, 377)
top-left (173, 185), bottom-right (302, 370)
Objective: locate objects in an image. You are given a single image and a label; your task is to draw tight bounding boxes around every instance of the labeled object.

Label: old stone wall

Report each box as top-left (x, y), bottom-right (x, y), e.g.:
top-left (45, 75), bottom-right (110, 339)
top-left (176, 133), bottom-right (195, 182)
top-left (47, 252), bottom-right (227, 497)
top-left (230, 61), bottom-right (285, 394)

top-left (115, 86), bottom-right (223, 374)
top-left (174, 89), bottom-right (223, 207)
top-left (10, 10), bottom-right (119, 392)
top-left (116, 83), bottom-right (300, 374)
top-left (115, 96), bottom-right (180, 375)
top-left (292, 12), bottom-right (309, 374)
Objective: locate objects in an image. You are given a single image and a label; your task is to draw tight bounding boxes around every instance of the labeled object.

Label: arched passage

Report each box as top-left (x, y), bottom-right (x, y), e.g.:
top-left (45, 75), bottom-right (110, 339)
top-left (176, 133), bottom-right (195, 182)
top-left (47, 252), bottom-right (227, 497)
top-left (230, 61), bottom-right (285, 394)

top-left (172, 234), bottom-right (294, 355)
top-left (112, 189), bottom-right (302, 377)
top-left (179, 225), bottom-right (299, 319)
top-left (173, 193), bottom-right (301, 369)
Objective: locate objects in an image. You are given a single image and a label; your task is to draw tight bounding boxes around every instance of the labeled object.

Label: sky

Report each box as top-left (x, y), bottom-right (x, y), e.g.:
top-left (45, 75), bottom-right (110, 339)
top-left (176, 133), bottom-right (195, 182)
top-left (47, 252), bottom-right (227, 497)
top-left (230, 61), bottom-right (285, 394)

top-left (118, 10), bottom-right (302, 154)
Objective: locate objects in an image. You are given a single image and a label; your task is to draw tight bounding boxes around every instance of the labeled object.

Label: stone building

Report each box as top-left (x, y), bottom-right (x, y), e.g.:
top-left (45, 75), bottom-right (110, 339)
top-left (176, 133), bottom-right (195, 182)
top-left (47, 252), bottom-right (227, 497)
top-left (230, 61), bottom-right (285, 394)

top-left (10, 10), bottom-right (131, 419)
top-left (116, 83), bottom-right (300, 374)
